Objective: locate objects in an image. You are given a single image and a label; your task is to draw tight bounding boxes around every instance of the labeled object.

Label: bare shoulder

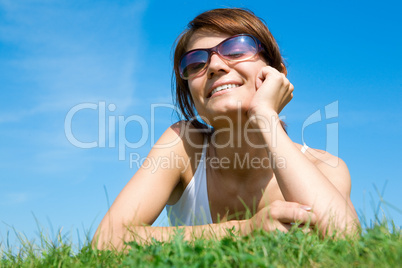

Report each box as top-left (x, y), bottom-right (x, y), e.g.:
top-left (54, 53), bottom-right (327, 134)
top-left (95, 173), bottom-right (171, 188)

top-left (153, 121), bottom-right (205, 152)
top-left (168, 120), bottom-right (207, 151)
top-left (294, 143), bottom-right (352, 198)
top-left (165, 121), bottom-right (207, 161)
top-left (158, 120), bottom-right (209, 176)
top-left (163, 121), bottom-right (208, 205)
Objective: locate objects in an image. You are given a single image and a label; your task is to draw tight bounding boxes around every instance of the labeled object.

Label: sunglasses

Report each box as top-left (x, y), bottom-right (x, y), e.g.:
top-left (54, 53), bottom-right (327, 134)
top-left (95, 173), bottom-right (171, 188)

top-left (179, 34), bottom-right (264, 80)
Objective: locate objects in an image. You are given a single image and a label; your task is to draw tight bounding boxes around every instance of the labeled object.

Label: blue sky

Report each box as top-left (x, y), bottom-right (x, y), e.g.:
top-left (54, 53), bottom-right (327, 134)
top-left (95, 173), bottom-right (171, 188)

top-left (1, 0), bottom-right (401, 247)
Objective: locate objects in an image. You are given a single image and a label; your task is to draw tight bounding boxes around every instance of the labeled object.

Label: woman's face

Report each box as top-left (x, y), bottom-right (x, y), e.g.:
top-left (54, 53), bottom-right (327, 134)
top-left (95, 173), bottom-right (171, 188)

top-left (186, 31), bottom-right (268, 126)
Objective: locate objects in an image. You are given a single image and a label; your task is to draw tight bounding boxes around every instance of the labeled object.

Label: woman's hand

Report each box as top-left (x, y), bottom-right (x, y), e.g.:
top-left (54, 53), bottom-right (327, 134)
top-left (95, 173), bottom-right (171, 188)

top-left (244, 200), bottom-right (317, 234)
top-left (248, 66), bottom-right (294, 118)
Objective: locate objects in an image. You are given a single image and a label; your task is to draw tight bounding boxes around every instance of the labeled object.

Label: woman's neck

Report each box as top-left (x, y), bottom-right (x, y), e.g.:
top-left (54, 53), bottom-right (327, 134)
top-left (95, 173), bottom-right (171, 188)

top-left (207, 120), bottom-right (273, 180)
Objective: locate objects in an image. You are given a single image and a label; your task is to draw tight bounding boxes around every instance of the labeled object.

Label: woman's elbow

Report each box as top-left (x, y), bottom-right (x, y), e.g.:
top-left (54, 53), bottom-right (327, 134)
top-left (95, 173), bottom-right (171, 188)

top-left (92, 224), bottom-right (125, 251)
top-left (317, 212), bottom-right (361, 239)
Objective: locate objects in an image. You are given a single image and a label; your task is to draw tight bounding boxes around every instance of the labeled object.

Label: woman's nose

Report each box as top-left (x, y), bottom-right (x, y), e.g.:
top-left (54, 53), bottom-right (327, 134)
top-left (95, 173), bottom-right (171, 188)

top-left (207, 53), bottom-right (231, 79)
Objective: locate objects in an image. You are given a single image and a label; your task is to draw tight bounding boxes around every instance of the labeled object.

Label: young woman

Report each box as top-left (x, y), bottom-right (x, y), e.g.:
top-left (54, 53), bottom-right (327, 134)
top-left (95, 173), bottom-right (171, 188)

top-left (93, 8), bottom-right (359, 250)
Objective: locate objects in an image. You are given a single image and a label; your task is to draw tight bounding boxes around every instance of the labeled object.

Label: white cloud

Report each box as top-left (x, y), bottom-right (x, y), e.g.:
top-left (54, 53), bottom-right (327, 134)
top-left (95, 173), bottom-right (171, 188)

top-left (0, 0), bottom-right (150, 178)
top-left (0, 0), bottom-right (148, 120)
top-left (1, 192), bottom-right (29, 205)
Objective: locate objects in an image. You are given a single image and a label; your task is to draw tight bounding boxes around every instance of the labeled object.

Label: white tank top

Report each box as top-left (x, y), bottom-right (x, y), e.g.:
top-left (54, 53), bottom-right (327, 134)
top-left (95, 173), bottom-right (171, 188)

top-left (166, 139), bottom-right (309, 226)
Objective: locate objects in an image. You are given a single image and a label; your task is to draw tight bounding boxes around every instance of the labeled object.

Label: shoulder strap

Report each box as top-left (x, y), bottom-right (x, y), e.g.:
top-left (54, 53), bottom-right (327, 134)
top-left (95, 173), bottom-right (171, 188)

top-left (301, 143), bottom-right (309, 154)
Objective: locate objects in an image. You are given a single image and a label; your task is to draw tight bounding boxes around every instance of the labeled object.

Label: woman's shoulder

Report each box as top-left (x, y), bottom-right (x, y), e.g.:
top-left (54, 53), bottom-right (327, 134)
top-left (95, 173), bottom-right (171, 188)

top-left (162, 121), bottom-right (209, 205)
top-left (154, 121), bottom-right (209, 171)
top-left (294, 142), bottom-right (351, 196)
top-left (294, 142), bottom-right (340, 167)
top-left (168, 120), bottom-right (209, 152)
top-left (170, 120), bottom-right (209, 145)
top-left (154, 121), bottom-right (206, 149)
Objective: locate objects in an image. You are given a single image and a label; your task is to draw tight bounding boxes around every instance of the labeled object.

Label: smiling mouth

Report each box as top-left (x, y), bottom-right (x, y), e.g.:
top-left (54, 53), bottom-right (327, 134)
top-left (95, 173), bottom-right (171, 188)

top-left (209, 84), bottom-right (240, 97)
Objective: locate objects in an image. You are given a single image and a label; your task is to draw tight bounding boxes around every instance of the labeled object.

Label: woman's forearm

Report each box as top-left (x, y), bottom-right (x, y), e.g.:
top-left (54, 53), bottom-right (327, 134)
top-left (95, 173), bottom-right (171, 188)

top-left (249, 109), bottom-right (359, 235)
top-left (93, 219), bottom-right (247, 250)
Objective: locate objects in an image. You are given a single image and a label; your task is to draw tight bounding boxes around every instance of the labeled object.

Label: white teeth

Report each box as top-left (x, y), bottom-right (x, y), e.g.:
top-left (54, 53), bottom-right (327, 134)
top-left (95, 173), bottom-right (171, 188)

top-left (211, 84), bottom-right (239, 96)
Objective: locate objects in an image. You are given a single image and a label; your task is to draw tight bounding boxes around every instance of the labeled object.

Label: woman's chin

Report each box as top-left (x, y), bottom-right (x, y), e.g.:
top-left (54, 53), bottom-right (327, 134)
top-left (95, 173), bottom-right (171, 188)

top-left (204, 107), bottom-right (251, 126)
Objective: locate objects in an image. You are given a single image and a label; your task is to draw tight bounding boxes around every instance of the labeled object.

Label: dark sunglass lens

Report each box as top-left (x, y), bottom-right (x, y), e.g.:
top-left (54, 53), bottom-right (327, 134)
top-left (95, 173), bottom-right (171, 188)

top-left (180, 50), bottom-right (209, 78)
top-left (219, 35), bottom-right (258, 60)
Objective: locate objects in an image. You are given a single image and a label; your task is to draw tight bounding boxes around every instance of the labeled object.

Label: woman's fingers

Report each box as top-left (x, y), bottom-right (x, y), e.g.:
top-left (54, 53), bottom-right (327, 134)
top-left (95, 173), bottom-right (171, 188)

top-left (279, 222), bottom-right (292, 233)
top-left (272, 206), bottom-right (317, 226)
top-left (249, 201), bottom-right (317, 233)
top-left (268, 200), bottom-right (317, 225)
top-left (252, 66), bottom-right (294, 115)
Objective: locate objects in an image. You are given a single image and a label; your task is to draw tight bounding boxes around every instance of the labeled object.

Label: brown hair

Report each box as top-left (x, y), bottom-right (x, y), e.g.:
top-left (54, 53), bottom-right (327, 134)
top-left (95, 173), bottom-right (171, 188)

top-left (172, 8), bottom-right (285, 130)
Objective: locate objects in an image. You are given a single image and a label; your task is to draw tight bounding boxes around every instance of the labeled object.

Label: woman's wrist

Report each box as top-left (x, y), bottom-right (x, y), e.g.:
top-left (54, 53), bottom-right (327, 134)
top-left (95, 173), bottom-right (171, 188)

top-left (247, 107), bottom-right (280, 129)
top-left (233, 219), bottom-right (253, 236)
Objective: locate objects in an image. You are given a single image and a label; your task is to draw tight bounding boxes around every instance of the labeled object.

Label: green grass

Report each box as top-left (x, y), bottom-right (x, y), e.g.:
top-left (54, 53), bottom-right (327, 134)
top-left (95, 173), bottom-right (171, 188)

top-left (1, 221), bottom-right (401, 267)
